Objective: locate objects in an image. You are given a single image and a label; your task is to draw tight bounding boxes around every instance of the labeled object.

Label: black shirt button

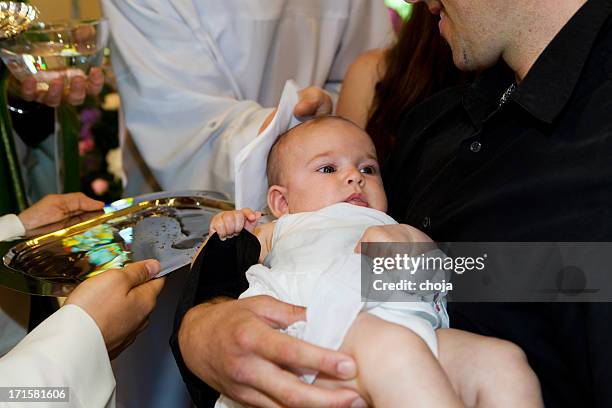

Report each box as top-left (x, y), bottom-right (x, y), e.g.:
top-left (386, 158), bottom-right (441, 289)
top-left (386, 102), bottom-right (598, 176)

top-left (470, 141), bottom-right (482, 153)
top-left (422, 216), bottom-right (431, 228)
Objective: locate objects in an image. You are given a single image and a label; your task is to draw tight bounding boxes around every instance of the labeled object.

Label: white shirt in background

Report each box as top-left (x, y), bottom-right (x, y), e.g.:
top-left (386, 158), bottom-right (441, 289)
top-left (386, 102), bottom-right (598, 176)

top-left (103, 0), bottom-right (392, 197)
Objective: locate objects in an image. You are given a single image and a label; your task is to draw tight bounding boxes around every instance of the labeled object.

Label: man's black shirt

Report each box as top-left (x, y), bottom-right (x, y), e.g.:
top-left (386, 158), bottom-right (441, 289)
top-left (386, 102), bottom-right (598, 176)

top-left (383, 0), bottom-right (612, 406)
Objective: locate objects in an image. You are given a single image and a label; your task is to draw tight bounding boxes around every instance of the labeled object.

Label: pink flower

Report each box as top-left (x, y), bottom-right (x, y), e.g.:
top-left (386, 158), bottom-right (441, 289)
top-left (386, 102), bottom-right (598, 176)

top-left (91, 178), bottom-right (109, 196)
top-left (388, 9), bottom-right (403, 34)
top-left (79, 139), bottom-right (95, 155)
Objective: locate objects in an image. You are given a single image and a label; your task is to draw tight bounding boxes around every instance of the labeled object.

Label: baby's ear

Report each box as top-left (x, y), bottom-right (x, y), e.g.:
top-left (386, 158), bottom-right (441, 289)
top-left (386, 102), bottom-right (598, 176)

top-left (267, 185), bottom-right (289, 218)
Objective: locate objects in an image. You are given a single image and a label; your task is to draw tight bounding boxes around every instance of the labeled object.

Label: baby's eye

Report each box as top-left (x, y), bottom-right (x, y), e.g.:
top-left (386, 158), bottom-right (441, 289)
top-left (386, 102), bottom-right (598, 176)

top-left (360, 166), bottom-right (377, 175)
top-left (317, 165), bottom-right (336, 173)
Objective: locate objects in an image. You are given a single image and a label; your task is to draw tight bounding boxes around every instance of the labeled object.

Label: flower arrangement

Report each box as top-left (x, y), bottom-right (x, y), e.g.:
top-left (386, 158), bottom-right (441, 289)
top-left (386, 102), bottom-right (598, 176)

top-left (76, 61), bottom-right (123, 202)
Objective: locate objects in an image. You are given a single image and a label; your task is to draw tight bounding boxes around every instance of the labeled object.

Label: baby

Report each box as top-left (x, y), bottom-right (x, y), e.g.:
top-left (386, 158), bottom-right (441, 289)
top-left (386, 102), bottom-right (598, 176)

top-left (205, 117), bottom-right (543, 408)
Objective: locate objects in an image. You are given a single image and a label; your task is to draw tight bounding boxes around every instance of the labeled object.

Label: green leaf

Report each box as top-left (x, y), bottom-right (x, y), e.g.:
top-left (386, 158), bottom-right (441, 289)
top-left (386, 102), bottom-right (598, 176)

top-left (0, 63), bottom-right (27, 213)
top-left (57, 103), bottom-right (81, 193)
top-left (385, 0), bottom-right (413, 21)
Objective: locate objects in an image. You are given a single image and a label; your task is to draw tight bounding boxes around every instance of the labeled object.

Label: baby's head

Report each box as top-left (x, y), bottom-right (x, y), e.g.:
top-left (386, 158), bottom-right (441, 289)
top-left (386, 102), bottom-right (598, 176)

top-left (266, 116), bottom-right (387, 217)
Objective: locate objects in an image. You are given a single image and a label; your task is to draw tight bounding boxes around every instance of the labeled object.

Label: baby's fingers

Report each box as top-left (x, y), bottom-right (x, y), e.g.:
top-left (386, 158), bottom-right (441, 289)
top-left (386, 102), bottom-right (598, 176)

top-left (209, 213), bottom-right (231, 238)
top-left (241, 208), bottom-right (258, 222)
top-left (242, 208), bottom-right (263, 231)
top-left (219, 211), bottom-right (245, 239)
top-left (209, 211), bottom-right (250, 240)
top-left (210, 220), bottom-right (226, 239)
top-left (230, 211), bottom-right (247, 234)
top-left (217, 212), bottom-right (239, 239)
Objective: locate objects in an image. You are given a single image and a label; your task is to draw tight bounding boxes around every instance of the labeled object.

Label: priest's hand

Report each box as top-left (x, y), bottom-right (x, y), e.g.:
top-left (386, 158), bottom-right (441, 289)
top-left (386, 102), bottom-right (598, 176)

top-left (66, 260), bottom-right (166, 359)
top-left (258, 86), bottom-right (333, 135)
top-left (294, 86), bottom-right (333, 119)
top-left (18, 193), bottom-right (104, 232)
top-left (10, 67), bottom-right (105, 108)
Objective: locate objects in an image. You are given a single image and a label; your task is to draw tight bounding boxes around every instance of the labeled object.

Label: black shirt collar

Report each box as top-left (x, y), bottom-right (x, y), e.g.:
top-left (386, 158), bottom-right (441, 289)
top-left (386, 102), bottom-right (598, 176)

top-left (462, 63), bottom-right (514, 128)
top-left (464, 0), bottom-right (612, 126)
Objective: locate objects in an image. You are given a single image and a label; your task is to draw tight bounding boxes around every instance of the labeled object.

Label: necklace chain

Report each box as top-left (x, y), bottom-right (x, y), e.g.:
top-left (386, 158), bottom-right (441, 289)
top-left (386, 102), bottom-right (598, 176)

top-left (499, 82), bottom-right (517, 107)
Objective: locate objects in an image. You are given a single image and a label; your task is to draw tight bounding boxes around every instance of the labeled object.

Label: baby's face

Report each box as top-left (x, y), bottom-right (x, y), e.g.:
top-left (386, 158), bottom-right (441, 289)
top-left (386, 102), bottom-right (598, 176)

top-left (280, 120), bottom-right (387, 213)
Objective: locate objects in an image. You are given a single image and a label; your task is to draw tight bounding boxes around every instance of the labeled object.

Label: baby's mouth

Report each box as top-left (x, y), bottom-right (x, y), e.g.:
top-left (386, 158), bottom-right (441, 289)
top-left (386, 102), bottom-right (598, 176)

top-left (345, 193), bottom-right (369, 208)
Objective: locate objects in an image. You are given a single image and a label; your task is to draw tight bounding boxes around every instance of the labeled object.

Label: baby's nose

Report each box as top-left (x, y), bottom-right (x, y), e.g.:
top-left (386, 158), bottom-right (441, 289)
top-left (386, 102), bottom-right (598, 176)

top-left (346, 169), bottom-right (365, 186)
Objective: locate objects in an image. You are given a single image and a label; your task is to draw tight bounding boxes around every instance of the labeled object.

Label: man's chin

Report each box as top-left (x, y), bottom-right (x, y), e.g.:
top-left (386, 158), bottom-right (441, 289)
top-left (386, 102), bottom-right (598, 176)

top-left (452, 46), bottom-right (501, 73)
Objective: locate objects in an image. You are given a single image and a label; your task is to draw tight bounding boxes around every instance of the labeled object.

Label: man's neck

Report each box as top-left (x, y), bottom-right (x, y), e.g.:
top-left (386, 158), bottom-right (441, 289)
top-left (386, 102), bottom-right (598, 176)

top-left (503, 0), bottom-right (587, 82)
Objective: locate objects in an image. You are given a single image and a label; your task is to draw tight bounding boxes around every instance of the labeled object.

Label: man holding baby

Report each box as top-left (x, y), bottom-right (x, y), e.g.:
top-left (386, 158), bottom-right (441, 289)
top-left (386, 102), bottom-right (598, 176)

top-left (174, 0), bottom-right (612, 407)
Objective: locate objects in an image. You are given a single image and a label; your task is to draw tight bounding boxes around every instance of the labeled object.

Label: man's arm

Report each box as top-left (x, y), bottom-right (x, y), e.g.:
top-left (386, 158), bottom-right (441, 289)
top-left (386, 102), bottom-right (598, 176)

top-left (178, 297), bottom-right (366, 408)
top-left (170, 232), bottom-right (365, 408)
top-left (336, 49), bottom-right (386, 128)
top-left (0, 305), bottom-right (115, 408)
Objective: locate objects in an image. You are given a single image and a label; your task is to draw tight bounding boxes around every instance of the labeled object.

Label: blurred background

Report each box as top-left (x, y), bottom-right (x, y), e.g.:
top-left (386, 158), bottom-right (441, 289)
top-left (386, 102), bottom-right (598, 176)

top-left (26, 0), bottom-right (121, 203)
top-left (18, 0), bottom-right (409, 204)
top-left (31, 0), bottom-right (101, 21)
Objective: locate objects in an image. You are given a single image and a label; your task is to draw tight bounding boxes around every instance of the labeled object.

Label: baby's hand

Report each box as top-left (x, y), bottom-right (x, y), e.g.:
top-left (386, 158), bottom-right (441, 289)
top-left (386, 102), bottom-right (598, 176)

top-left (209, 208), bottom-right (262, 240)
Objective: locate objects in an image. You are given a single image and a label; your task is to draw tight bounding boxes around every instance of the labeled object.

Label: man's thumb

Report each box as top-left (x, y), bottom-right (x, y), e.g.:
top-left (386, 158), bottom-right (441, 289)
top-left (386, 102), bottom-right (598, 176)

top-left (123, 260), bottom-right (161, 288)
top-left (293, 99), bottom-right (315, 118)
top-left (253, 296), bottom-right (306, 328)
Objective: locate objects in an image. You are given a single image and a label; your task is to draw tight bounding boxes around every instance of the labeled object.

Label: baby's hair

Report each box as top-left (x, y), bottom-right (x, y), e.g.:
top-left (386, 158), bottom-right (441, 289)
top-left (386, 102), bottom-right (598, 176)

top-left (266, 116), bottom-right (359, 186)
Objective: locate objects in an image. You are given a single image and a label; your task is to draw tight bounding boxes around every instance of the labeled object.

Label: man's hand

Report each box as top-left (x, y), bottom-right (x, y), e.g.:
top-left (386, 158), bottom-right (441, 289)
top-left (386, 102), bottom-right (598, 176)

top-left (354, 224), bottom-right (435, 253)
top-left (258, 86), bottom-right (333, 135)
top-left (66, 260), bottom-right (165, 359)
top-left (13, 67), bottom-right (105, 108)
top-left (209, 208), bottom-right (262, 240)
top-left (18, 193), bottom-right (104, 232)
top-left (294, 86), bottom-right (333, 119)
top-left (178, 296), bottom-right (366, 408)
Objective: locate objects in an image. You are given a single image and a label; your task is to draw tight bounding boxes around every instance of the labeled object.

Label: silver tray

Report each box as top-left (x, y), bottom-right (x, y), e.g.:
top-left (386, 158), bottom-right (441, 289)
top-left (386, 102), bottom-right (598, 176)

top-left (1, 191), bottom-right (233, 296)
